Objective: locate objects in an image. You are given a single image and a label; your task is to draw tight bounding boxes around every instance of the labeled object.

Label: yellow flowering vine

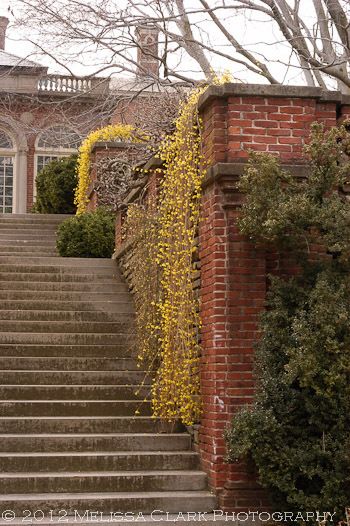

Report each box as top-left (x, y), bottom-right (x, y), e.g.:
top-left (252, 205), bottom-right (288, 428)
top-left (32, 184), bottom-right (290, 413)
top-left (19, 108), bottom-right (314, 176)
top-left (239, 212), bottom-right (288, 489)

top-left (153, 86), bottom-right (207, 425)
top-left (75, 124), bottom-right (134, 214)
top-left (123, 75), bottom-right (233, 426)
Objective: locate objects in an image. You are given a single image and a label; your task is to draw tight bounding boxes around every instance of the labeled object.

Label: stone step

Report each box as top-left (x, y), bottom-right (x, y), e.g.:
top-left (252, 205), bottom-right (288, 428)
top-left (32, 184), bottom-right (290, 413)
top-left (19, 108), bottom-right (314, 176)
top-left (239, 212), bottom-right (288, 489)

top-left (0, 333), bottom-right (133, 345)
top-left (0, 400), bottom-right (151, 417)
top-left (0, 451), bottom-right (199, 472)
top-left (0, 471), bottom-right (207, 494)
top-left (0, 213), bottom-right (71, 221)
top-left (0, 320), bottom-right (132, 333)
top-left (0, 222), bottom-right (67, 229)
top-left (0, 344), bottom-right (132, 358)
top-left (0, 417), bottom-right (181, 434)
top-left (0, 224), bottom-right (60, 231)
top-left (0, 332), bottom-right (133, 345)
top-left (0, 310), bottom-right (133, 322)
top-left (0, 433), bottom-right (190, 452)
top-left (0, 300), bottom-right (134, 313)
top-left (0, 385), bottom-right (149, 400)
top-left (0, 253), bottom-right (59, 260)
top-left (0, 370), bottom-right (145, 385)
top-left (0, 357), bottom-right (138, 370)
top-left (0, 281), bottom-right (127, 292)
top-left (0, 245), bottom-right (57, 252)
top-left (0, 239), bottom-right (57, 247)
top-left (0, 271), bottom-right (124, 282)
top-left (0, 491), bottom-right (216, 514)
top-left (0, 232), bottom-right (57, 239)
top-left (0, 265), bottom-right (121, 276)
top-left (0, 256), bottom-right (118, 268)
top-left (0, 290), bottom-right (130, 301)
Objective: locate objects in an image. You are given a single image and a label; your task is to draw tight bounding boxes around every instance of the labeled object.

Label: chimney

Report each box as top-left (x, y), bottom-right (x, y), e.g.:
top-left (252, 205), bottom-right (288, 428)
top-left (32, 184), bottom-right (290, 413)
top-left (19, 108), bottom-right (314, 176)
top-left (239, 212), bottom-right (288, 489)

top-left (135, 25), bottom-right (160, 78)
top-left (0, 17), bottom-right (9, 51)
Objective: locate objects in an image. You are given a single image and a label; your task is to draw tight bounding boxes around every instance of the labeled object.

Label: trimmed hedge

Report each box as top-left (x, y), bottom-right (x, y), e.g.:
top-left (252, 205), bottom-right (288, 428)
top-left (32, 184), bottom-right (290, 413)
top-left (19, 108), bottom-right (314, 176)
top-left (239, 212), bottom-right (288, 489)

top-left (34, 155), bottom-right (77, 214)
top-left (56, 208), bottom-right (115, 258)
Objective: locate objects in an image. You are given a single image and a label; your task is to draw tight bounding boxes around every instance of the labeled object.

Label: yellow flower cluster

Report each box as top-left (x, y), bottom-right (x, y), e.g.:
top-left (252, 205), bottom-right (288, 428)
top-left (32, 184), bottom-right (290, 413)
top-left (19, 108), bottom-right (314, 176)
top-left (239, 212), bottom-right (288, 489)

top-left (74, 124), bottom-right (134, 214)
top-left (123, 201), bottom-right (160, 373)
top-left (152, 86), bottom-right (207, 426)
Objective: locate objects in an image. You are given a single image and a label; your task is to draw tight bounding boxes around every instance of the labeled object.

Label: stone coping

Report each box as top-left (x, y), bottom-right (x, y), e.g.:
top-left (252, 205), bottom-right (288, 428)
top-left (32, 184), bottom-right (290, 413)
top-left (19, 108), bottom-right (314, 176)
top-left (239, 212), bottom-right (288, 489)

top-left (113, 235), bottom-right (134, 260)
top-left (198, 83), bottom-right (348, 110)
top-left (203, 162), bottom-right (310, 188)
top-left (91, 141), bottom-right (137, 152)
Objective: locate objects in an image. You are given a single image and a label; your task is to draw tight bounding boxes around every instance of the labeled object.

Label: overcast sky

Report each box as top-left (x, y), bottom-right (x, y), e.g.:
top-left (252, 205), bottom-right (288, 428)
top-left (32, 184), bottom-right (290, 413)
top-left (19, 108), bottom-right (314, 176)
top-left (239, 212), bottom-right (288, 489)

top-left (0, 0), bottom-right (339, 89)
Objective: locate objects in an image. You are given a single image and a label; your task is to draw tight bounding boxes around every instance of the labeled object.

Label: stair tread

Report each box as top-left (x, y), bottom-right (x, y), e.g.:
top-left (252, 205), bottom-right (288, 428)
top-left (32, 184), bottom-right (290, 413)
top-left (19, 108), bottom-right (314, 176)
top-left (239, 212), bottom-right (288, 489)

top-left (0, 400), bottom-right (148, 402)
top-left (0, 386), bottom-right (147, 390)
top-left (0, 470), bottom-right (204, 477)
top-left (0, 451), bottom-right (195, 457)
top-left (0, 416), bottom-right (153, 420)
top-left (0, 490), bottom-right (214, 498)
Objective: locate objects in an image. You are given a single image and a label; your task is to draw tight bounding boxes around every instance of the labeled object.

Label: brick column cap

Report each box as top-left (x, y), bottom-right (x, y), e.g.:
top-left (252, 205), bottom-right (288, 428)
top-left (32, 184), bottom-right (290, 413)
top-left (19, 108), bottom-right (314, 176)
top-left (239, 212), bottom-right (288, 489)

top-left (198, 83), bottom-right (344, 111)
top-left (203, 162), bottom-right (310, 189)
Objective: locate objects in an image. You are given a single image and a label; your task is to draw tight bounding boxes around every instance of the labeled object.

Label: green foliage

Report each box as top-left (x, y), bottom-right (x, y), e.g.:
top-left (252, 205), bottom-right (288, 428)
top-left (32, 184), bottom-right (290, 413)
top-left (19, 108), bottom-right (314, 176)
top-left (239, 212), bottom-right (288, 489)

top-left (225, 123), bottom-right (350, 518)
top-left (56, 207), bottom-right (115, 258)
top-left (34, 155), bottom-right (77, 214)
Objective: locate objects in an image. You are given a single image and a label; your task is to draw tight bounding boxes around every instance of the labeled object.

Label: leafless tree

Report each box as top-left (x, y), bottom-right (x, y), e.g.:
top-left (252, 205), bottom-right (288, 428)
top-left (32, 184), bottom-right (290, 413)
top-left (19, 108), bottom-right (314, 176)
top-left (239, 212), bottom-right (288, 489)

top-left (8, 0), bottom-right (350, 93)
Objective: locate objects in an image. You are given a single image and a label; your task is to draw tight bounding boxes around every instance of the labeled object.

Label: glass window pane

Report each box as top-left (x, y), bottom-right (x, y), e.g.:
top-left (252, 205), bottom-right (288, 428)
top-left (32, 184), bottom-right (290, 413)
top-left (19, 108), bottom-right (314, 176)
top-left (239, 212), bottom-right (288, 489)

top-left (0, 156), bottom-right (14, 213)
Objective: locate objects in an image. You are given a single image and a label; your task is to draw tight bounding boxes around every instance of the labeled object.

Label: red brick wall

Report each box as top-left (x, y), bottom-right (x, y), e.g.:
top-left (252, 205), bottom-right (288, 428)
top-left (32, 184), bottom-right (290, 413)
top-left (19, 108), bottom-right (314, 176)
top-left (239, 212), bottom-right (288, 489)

top-left (112, 84), bottom-right (349, 511)
top-left (200, 86), bottom-right (342, 164)
top-left (197, 84), bottom-right (348, 510)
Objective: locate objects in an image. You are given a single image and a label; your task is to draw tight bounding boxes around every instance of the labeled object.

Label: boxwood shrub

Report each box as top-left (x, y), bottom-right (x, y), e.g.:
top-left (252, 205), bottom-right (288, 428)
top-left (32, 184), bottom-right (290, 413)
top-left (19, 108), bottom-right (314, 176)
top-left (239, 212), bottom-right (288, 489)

top-left (56, 207), bottom-right (115, 258)
top-left (34, 155), bottom-right (77, 214)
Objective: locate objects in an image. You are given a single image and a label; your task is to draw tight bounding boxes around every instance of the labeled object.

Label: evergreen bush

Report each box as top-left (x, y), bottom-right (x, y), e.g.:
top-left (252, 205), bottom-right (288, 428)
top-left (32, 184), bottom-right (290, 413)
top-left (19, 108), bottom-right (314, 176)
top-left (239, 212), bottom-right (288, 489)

top-left (56, 207), bottom-right (115, 258)
top-left (34, 155), bottom-right (77, 214)
top-left (225, 123), bottom-right (350, 518)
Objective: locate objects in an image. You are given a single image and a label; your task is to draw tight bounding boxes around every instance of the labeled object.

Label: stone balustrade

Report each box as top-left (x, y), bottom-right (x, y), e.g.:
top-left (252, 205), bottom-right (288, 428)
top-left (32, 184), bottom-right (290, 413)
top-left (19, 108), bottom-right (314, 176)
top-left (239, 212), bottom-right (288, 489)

top-left (38, 74), bottom-right (109, 96)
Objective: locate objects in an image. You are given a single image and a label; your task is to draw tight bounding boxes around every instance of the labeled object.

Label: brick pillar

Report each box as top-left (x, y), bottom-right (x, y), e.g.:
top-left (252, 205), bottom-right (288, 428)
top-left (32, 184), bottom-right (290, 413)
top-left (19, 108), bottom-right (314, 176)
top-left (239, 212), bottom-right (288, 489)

top-left (199, 168), bottom-right (269, 511)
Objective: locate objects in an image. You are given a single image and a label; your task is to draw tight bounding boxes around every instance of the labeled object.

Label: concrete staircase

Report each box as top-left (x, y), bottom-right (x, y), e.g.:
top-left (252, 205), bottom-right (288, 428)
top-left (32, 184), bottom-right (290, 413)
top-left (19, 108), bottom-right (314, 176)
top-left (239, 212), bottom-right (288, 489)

top-left (0, 214), bottom-right (217, 519)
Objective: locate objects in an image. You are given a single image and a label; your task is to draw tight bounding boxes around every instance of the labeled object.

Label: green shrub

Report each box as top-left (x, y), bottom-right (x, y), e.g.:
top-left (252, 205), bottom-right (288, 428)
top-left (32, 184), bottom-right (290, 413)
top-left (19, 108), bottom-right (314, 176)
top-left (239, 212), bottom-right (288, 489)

top-left (34, 155), bottom-right (77, 214)
top-left (56, 207), bottom-right (115, 258)
top-left (225, 123), bottom-right (350, 518)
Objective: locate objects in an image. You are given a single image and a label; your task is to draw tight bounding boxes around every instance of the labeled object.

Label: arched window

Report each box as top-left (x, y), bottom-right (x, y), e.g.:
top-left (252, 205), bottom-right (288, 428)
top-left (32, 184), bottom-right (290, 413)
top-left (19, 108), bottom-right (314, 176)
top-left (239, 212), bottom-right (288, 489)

top-left (35, 125), bottom-right (81, 179)
top-left (37, 126), bottom-right (81, 150)
top-left (0, 131), bottom-right (13, 149)
top-left (0, 129), bottom-right (15, 214)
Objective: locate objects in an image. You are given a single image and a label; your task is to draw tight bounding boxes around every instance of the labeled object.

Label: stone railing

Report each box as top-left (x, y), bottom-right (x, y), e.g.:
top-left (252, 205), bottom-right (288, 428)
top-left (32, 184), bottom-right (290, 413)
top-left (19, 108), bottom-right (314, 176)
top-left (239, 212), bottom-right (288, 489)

top-left (38, 75), bottom-right (109, 96)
